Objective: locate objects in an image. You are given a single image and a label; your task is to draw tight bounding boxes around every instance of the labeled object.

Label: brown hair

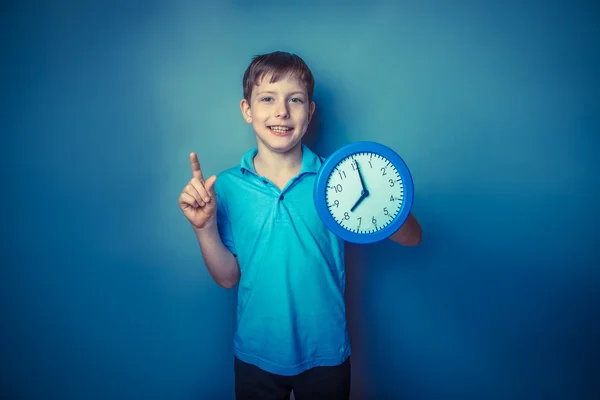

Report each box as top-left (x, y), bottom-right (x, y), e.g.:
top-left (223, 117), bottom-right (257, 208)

top-left (242, 51), bottom-right (315, 103)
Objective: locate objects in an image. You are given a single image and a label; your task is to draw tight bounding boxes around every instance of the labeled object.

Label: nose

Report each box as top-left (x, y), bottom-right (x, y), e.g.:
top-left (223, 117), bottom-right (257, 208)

top-left (275, 102), bottom-right (289, 119)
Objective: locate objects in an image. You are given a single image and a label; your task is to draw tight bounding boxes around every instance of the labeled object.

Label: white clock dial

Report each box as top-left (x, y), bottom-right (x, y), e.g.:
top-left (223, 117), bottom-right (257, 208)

top-left (325, 152), bottom-right (405, 234)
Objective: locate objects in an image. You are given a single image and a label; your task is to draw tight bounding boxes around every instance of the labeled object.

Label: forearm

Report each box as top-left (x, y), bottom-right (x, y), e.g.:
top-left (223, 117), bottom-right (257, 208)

top-left (193, 222), bottom-right (240, 289)
top-left (389, 212), bottom-right (422, 246)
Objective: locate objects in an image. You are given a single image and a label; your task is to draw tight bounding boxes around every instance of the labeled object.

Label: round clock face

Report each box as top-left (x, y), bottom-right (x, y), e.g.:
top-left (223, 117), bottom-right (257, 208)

top-left (325, 152), bottom-right (404, 234)
top-left (314, 141), bottom-right (414, 244)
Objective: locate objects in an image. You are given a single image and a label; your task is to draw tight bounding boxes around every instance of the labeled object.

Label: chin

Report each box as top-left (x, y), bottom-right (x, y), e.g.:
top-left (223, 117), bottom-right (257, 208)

top-left (270, 141), bottom-right (301, 153)
top-left (259, 135), bottom-right (303, 153)
top-left (256, 128), bottom-right (304, 151)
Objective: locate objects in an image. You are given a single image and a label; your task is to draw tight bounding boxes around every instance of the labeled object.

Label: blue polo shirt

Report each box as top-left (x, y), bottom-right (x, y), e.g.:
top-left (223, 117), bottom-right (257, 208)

top-left (213, 144), bottom-right (351, 376)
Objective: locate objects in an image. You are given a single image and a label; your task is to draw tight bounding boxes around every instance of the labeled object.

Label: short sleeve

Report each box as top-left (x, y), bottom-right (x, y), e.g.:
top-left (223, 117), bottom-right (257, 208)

top-left (216, 191), bottom-right (237, 256)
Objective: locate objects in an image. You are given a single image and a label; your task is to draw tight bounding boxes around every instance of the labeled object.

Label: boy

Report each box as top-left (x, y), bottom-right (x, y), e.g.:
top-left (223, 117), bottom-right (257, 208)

top-left (178, 51), bottom-right (422, 400)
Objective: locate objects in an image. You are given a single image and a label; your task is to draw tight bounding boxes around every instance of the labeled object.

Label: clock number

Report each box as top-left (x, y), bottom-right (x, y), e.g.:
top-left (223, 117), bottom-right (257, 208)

top-left (372, 216), bottom-right (377, 225)
top-left (368, 161), bottom-right (373, 168)
top-left (344, 212), bottom-right (350, 220)
top-left (389, 179), bottom-right (394, 187)
top-left (333, 184), bottom-right (343, 193)
top-left (357, 217), bottom-right (362, 229)
top-left (390, 195), bottom-right (395, 202)
top-left (333, 199), bottom-right (339, 208)
top-left (383, 207), bottom-right (389, 216)
top-left (338, 170), bottom-right (347, 180)
top-left (381, 167), bottom-right (387, 176)
top-left (351, 160), bottom-right (357, 171)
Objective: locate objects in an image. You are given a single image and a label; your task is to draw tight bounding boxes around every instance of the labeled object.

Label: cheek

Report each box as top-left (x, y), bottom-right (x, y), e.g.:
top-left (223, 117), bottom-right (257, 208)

top-left (292, 107), bottom-right (310, 122)
top-left (251, 107), bottom-right (268, 121)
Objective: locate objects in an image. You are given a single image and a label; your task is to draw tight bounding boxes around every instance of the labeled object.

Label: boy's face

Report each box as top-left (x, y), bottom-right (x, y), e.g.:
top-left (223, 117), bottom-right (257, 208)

top-left (240, 73), bottom-right (315, 154)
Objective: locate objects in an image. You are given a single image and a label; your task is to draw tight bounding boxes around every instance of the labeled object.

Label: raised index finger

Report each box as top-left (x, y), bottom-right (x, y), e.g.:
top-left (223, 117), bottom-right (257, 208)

top-left (189, 152), bottom-right (204, 180)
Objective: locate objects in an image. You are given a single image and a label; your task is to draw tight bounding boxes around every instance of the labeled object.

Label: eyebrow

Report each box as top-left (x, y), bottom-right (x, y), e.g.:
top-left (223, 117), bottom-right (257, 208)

top-left (256, 91), bottom-right (307, 96)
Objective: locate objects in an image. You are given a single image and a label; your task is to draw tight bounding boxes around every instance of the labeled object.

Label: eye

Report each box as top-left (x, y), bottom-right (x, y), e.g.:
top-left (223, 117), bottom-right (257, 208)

top-left (289, 98), bottom-right (303, 103)
top-left (261, 97), bottom-right (273, 102)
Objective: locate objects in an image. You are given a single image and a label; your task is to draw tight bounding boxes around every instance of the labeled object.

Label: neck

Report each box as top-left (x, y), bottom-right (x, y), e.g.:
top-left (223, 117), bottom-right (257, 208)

top-left (253, 143), bottom-right (303, 176)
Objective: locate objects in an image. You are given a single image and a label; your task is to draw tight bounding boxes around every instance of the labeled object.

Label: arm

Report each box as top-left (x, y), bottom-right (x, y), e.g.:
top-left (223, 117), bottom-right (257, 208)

top-left (389, 212), bottom-right (422, 246)
top-left (194, 222), bottom-right (240, 289)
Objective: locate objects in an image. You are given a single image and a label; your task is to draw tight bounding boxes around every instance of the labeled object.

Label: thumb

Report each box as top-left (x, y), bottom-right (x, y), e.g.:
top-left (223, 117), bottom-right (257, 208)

top-left (205, 175), bottom-right (218, 196)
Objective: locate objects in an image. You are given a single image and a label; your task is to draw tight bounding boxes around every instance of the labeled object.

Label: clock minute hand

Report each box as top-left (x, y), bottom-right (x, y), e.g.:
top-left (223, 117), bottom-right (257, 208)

top-left (350, 167), bottom-right (370, 212)
top-left (350, 160), bottom-right (370, 212)
top-left (355, 160), bottom-right (367, 192)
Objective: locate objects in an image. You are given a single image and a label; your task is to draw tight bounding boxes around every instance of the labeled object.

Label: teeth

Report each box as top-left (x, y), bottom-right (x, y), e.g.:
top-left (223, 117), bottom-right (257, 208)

top-left (270, 126), bottom-right (291, 132)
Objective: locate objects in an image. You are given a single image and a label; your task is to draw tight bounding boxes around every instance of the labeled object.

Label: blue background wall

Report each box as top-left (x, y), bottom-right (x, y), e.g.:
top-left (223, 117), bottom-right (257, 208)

top-left (3, 0), bottom-right (599, 399)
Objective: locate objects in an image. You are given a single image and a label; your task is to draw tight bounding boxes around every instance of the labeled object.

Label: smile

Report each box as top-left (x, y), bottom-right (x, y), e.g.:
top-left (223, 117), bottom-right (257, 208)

top-left (268, 125), bottom-right (293, 133)
top-left (268, 126), bottom-right (294, 136)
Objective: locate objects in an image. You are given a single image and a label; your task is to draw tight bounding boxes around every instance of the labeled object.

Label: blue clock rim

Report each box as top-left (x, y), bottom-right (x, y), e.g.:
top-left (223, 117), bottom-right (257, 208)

top-left (313, 141), bottom-right (415, 244)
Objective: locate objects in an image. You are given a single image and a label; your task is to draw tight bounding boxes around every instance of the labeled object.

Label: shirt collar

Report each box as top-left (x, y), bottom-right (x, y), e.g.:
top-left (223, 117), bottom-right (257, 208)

top-left (239, 144), bottom-right (323, 175)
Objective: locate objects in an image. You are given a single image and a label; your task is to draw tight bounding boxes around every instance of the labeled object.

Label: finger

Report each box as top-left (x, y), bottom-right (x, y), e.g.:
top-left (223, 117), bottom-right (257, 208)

top-left (190, 177), bottom-right (210, 203)
top-left (185, 182), bottom-right (204, 205)
top-left (205, 175), bottom-right (217, 197)
top-left (180, 192), bottom-right (200, 208)
top-left (189, 152), bottom-right (204, 180)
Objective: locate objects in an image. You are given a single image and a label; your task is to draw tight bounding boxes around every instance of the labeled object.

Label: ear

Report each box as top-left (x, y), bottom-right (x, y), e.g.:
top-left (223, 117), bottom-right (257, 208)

top-left (240, 99), bottom-right (252, 123)
top-left (308, 101), bottom-right (316, 122)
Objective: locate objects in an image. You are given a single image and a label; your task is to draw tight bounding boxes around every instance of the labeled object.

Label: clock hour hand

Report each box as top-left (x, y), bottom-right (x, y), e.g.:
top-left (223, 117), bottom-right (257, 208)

top-left (350, 189), bottom-right (369, 212)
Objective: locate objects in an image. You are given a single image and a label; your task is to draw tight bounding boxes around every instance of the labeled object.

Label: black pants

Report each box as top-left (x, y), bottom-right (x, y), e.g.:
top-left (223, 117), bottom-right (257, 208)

top-left (234, 356), bottom-right (351, 400)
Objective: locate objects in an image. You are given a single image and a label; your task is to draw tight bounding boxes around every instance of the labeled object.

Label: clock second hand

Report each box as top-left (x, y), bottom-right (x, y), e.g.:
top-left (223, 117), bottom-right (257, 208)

top-left (350, 159), bottom-right (369, 212)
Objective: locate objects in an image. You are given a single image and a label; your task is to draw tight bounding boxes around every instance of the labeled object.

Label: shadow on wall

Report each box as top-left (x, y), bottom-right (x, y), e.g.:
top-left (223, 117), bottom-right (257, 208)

top-left (304, 71), bottom-right (357, 158)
